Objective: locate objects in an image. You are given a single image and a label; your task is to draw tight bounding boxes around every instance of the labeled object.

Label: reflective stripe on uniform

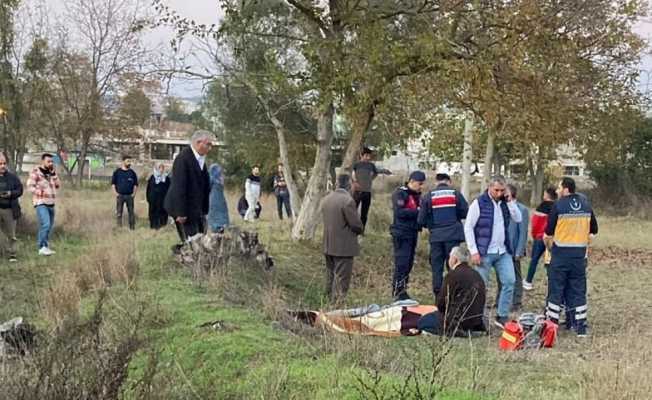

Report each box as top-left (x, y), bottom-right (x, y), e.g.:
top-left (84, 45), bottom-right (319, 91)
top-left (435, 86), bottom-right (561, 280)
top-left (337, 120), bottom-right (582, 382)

top-left (546, 302), bottom-right (561, 320)
top-left (546, 310), bottom-right (560, 320)
top-left (431, 190), bottom-right (456, 209)
top-left (553, 213), bottom-right (591, 248)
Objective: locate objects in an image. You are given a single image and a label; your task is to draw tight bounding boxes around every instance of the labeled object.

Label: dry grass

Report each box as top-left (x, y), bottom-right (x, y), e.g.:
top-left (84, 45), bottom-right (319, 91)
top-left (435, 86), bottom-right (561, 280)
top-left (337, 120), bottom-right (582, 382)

top-left (41, 238), bottom-right (139, 327)
top-left (1, 292), bottom-right (158, 400)
top-left (3, 182), bottom-right (652, 400)
top-left (247, 189), bottom-right (652, 400)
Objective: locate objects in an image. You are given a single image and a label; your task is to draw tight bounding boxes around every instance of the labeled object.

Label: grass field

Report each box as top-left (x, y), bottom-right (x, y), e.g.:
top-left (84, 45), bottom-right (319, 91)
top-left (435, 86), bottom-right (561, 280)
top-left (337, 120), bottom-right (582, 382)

top-left (1, 188), bottom-right (651, 399)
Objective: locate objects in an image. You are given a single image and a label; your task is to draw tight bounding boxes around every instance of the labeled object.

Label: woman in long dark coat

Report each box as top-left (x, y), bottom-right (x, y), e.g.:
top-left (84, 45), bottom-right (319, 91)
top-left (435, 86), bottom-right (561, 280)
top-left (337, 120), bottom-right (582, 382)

top-left (146, 163), bottom-right (171, 229)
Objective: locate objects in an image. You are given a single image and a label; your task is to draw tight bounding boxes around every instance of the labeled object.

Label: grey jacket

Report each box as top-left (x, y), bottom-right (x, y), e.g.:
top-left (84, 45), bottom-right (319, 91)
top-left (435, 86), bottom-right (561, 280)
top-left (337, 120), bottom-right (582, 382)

top-left (508, 202), bottom-right (530, 257)
top-left (322, 189), bottom-right (364, 257)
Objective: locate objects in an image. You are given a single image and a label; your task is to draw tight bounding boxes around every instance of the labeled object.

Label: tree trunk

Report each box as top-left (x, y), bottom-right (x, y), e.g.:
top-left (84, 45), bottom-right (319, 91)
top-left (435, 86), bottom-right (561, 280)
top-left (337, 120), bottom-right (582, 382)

top-left (267, 110), bottom-right (302, 221)
top-left (14, 149), bottom-right (23, 174)
top-left (493, 152), bottom-right (502, 176)
top-left (461, 115), bottom-right (474, 200)
top-left (529, 149), bottom-right (545, 207)
top-left (76, 131), bottom-right (91, 186)
top-left (57, 148), bottom-right (77, 182)
top-left (291, 103), bottom-right (334, 240)
top-left (482, 131), bottom-right (495, 191)
top-left (339, 106), bottom-right (375, 173)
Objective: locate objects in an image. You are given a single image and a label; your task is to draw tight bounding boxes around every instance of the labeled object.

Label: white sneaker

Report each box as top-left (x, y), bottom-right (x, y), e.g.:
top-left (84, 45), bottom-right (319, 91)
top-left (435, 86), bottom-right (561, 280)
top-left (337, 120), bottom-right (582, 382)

top-left (522, 280), bottom-right (533, 291)
top-left (39, 247), bottom-right (55, 256)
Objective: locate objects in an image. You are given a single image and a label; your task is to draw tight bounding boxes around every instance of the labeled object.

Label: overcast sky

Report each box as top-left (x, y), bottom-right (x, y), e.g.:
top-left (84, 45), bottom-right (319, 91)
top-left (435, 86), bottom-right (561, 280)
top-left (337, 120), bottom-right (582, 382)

top-left (36, 1), bottom-right (652, 98)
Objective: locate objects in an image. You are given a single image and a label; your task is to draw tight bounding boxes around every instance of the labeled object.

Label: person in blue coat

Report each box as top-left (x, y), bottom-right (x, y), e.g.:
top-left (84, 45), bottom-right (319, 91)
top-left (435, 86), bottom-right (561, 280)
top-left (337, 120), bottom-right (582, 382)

top-left (390, 170), bottom-right (426, 301)
top-left (207, 163), bottom-right (229, 233)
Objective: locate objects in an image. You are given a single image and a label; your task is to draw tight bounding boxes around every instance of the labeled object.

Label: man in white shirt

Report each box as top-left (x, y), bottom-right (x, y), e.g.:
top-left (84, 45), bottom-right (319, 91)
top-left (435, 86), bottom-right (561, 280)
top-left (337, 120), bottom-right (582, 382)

top-left (464, 175), bottom-right (522, 325)
top-left (164, 130), bottom-right (214, 252)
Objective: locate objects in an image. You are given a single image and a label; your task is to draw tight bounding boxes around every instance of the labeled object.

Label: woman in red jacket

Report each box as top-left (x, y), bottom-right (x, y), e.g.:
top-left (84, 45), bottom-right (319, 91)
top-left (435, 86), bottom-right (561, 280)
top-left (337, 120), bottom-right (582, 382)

top-left (523, 187), bottom-right (557, 290)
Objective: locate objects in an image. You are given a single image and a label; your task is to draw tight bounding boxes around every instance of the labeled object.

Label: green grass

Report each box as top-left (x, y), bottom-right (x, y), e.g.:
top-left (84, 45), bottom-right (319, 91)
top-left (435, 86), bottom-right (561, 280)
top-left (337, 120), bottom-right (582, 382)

top-left (121, 230), bottom-right (487, 399)
top-left (0, 232), bottom-right (89, 322)
top-left (2, 189), bottom-right (652, 399)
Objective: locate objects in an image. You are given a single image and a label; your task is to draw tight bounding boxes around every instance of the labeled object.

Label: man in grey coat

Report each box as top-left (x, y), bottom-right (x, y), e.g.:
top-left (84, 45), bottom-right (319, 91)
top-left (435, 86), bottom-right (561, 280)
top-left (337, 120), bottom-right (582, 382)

top-left (496, 183), bottom-right (530, 310)
top-left (322, 174), bottom-right (364, 302)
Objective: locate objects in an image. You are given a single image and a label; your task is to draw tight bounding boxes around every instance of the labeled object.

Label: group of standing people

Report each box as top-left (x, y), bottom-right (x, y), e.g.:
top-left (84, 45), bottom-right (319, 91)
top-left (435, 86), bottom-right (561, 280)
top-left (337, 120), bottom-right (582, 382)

top-left (321, 149), bottom-right (598, 337)
top-left (109, 131), bottom-right (294, 251)
top-left (108, 131), bottom-right (230, 239)
top-left (0, 153), bottom-right (61, 260)
top-left (0, 133), bottom-right (599, 339)
top-left (240, 164), bottom-right (293, 222)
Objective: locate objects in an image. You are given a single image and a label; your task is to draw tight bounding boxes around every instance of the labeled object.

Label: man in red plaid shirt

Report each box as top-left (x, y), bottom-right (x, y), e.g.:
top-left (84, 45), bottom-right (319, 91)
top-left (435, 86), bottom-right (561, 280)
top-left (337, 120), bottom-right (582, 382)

top-left (26, 153), bottom-right (61, 256)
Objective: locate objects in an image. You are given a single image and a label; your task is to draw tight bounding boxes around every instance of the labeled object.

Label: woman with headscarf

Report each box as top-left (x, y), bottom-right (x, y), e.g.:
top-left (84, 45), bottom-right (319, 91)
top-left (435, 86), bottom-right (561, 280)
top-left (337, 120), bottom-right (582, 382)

top-left (208, 163), bottom-right (229, 233)
top-left (244, 166), bottom-right (262, 222)
top-left (146, 163), bottom-right (171, 229)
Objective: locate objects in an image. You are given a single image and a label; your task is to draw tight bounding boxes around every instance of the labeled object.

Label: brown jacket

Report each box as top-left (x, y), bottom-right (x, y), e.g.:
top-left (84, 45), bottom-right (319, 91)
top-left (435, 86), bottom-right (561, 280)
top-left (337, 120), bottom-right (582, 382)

top-left (436, 263), bottom-right (486, 333)
top-left (322, 189), bottom-right (364, 257)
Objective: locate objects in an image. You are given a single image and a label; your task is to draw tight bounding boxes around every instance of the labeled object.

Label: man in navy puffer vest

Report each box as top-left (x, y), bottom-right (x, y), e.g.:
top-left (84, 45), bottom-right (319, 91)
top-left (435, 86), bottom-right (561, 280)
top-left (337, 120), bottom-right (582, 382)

top-left (464, 175), bottom-right (523, 325)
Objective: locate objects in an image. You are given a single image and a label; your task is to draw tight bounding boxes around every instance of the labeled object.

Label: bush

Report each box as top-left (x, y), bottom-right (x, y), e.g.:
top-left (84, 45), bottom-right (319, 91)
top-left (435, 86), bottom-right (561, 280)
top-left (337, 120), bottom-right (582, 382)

top-left (586, 116), bottom-right (652, 208)
top-left (1, 293), bottom-right (158, 400)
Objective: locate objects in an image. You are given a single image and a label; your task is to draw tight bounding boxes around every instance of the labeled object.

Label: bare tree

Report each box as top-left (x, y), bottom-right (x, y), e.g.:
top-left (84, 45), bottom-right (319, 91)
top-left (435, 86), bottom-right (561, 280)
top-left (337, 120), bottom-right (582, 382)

top-left (59, 0), bottom-right (150, 185)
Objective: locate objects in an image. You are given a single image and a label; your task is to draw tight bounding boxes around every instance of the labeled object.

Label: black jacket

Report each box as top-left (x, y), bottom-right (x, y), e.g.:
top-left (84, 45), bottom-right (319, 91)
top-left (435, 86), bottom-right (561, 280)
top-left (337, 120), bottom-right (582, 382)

top-left (390, 186), bottom-right (421, 237)
top-left (146, 176), bottom-right (171, 209)
top-left (164, 146), bottom-right (210, 219)
top-left (0, 171), bottom-right (23, 219)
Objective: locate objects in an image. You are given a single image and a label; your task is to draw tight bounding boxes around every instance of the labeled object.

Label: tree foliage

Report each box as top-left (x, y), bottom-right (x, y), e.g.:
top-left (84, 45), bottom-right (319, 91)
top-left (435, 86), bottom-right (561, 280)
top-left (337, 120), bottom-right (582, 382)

top-left (164, 96), bottom-right (191, 123)
top-left (199, 79), bottom-right (316, 189)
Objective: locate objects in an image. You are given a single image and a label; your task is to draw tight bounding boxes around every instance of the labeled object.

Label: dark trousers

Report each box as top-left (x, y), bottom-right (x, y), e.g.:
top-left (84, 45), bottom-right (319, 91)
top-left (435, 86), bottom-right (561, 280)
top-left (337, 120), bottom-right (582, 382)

top-left (526, 239), bottom-right (546, 283)
top-left (116, 194), bottom-right (135, 230)
top-left (325, 255), bottom-right (354, 302)
top-left (354, 191), bottom-right (372, 229)
top-left (148, 205), bottom-right (168, 230)
top-left (545, 256), bottom-right (587, 330)
top-left (276, 193), bottom-right (292, 219)
top-left (392, 235), bottom-right (418, 297)
top-left (496, 257), bottom-right (523, 308)
top-left (430, 240), bottom-right (460, 297)
top-left (174, 217), bottom-right (206, 243)
top-left (417, 311), bottom-right (486, 337)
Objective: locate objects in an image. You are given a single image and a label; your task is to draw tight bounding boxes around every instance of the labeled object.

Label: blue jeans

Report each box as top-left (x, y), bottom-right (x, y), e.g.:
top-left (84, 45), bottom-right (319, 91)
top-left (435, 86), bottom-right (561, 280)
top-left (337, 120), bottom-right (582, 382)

top-left (36, 205), bottom-right (55, 249)
top-left (526, 239), bottom-right (546, 283)
top-left (476, 253), bottom-right (515, 318)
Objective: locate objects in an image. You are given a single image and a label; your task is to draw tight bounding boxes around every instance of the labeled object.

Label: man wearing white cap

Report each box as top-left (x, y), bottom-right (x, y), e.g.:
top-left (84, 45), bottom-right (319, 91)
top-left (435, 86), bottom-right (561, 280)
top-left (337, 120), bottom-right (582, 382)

top-left (418, 172), bottom-right (469, 300)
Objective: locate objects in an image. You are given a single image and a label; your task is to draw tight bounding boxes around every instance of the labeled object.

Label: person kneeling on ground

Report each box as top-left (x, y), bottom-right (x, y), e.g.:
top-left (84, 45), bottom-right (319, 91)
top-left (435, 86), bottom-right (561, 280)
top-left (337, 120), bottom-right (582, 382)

top-left (417, 244), bottom-right (486, 336)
